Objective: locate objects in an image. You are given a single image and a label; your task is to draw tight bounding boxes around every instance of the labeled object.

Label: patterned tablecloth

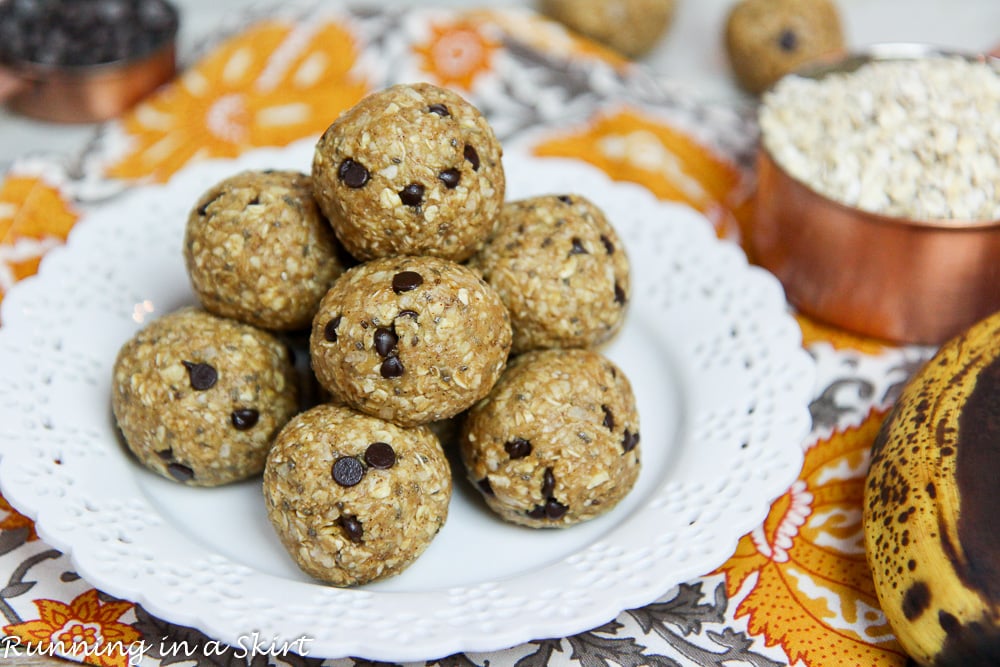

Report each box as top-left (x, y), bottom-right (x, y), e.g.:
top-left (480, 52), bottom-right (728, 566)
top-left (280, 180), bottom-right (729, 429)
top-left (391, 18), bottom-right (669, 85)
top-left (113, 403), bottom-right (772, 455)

top-left (0, 5), bottom-right (933, 667)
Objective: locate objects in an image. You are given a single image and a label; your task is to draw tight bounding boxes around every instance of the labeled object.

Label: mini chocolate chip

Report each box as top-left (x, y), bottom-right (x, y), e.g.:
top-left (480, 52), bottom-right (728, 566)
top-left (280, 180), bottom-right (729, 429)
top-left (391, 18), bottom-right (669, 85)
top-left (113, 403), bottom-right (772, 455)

top-left (332, 456), bottom-right (365, 487)
top-left (504, 437), bottom-right (532, 459)
top-left (373, 327), bottom-right (398, 357)
top-left (338, 159), bottom-right (370, 188)
top-left (569, 237), bottom-right (588, 255)
top-left (339, 515), bottom-right (364, 542)
top-left (614, 282), bottom-right (627, 305)
top-left (396, 309), bottom-right (419, 320)
top-left (778, 29), bottom-right (798, 51)
top-left (167, 462), bottom-right (194, 482)
top-left (602, 405), bottom-right (615, 430)
top-left (557, 195), bottom-right (573, 204)
top-left (478, 477), bottom-right (494, 496)
top-left (545, 498), bottom-right (569, 519)
top-left (392, 271), bottom-right (423, 293)
top-left (324, 315), bottom-right (342, 342)
top-left (381, 355), bottom-right (405, 378)
top-left (399, 183), bottom-right (425, 207)
top-left (231, 409), bottom-right (259, 430)
top-left (427, 103), bottom-right (450, 116)
top-left (438, 168), bottom-right (461, 189)
top-left (247, 196), bottom-right (260, 206)
top-left (526, 505), bottom-right (546, 519)
top-left (156, 448), bottom-right (173, 461)
top-left (182, 361), bottom-right (217, 390)
top-left (601, 235), bottom-right (615, 254)
top-left (464, 144), bottom-right (480, 171)
top-left (364, 442), bottom-right (396, 469)
top-left (541, 467), bottom-right (556, 498)
top-left (622, 429), bottom-right (640, 452)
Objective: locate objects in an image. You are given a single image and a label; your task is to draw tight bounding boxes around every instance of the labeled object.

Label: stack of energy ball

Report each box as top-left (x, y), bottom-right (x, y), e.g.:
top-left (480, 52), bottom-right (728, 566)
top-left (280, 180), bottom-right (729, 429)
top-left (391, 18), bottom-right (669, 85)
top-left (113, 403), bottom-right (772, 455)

top-left (111, 83), bottom-right (641, 587)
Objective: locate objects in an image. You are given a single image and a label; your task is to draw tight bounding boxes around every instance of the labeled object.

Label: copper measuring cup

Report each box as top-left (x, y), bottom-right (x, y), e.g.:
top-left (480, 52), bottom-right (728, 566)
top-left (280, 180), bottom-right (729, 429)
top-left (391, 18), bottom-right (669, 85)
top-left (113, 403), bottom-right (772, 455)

top-left (0, 3), bottom-right (178, 124)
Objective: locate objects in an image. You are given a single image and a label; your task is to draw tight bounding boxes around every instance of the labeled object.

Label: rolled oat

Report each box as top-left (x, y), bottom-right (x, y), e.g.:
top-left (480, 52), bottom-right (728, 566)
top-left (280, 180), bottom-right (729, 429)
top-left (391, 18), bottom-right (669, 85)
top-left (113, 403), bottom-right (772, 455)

top-left (760, 56), bottom-right (1000, 221)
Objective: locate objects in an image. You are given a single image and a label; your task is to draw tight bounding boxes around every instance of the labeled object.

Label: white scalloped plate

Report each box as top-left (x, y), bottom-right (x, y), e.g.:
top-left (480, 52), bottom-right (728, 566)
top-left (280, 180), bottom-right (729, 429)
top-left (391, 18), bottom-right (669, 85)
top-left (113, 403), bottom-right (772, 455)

top-left (0, 140), bottom-right (814, 662)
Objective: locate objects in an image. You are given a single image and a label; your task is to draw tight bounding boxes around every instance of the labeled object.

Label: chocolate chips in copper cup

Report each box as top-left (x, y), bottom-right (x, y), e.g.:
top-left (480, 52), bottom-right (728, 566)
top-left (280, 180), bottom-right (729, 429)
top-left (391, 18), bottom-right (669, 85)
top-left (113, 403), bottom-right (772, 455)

top-left (0, 0), bottom-right (179, 123)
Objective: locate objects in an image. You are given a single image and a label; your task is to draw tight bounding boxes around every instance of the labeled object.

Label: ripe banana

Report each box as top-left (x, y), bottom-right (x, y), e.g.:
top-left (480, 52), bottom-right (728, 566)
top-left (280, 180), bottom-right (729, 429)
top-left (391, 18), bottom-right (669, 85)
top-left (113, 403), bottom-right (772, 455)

top-left (864, 310), bottom-right (1000, 666)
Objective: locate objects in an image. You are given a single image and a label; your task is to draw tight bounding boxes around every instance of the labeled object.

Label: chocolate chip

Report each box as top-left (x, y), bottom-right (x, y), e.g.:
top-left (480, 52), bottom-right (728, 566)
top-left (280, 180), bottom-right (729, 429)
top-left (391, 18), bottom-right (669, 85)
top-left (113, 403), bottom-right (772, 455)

top-left (156, 448), bottom-right (173, 461)
top-left (392, 271), bottom-right (423, 293)
top-left (399, 183), bottom-right (425, 207)
top-left (544, 498), bottom-right (569, 519)
top-left (181, 361), bottom-right (217, 391)
top-left (332, 456), bottom-right (365, 486)
top-left (464, 144), bottom-right (480, 171)
top-left (622, 429), bottom-right (640, 452)
top-left (231, 409), bottom-right (259, 430)
top-left (569, 237), bottom-right (588, 255)
top-left (364, 442), bottom-right (396, 469)
top-left (778, 29), bottom-right (798, 51)
top-left (338, 158), bottom-right (370, 188)
top-left (478, 477), bottom-right (494, 496)
top-left (339, 515), bottom-right (364, 542)
top-left (601, 235), bottom-right (615, 254)
top-left (427, 103), bottom-right (450, 116)
top-left (527, 505), bottom-right (546, 519)
top-left (614, 282), bottom-right (627, 305)
top-left (542, 467), bottom-right (556, 498)
top-left (373, 327), bottom-right (398, 357)
top-left (380, 355), bottom-right (405, 378)
top-left (324, 315), bottom-right (342, 342)
top-left (396, 309), bottom-right (419, 320)
top-left (247, 196), bottom-right (260, 206)
top-left (504, 437), bottom-right (532, 459)
top-left (438, 169), bottom-right (461, 189)
top-left (167, 462), bottom-right (194, 482)
top-left (599, 407), bottom-right (616, 432)
top-left (557, 195), bottom-right (573, 204)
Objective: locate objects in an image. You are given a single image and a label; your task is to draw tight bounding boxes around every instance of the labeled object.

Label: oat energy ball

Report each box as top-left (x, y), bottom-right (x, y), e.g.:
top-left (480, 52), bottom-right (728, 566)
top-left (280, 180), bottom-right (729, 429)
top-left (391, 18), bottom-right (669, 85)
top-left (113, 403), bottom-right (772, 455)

top-left (541, 0), bottom-right (676, 59)
top-left (263, 403), bottom-right (452, 586)
top-left (725, 0), bottom-right (844, 94)
top-left (310, 255), bottom-right (512, 427)
top-left (311, 83), bottom-right (505, 262)
top-left (461, 348), bottom-right (640, 528)
top-left (111, 307), bottom-right (298, 486)
top-left (467, 194), bottom-right (630, 354)
top-left (185, 170), bottom-right (346, 331)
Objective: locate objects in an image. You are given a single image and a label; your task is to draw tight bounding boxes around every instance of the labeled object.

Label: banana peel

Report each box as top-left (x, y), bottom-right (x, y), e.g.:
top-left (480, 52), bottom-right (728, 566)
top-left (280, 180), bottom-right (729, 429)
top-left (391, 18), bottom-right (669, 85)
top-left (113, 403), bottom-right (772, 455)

top-left (864, 310), bottom-right (1000, 666)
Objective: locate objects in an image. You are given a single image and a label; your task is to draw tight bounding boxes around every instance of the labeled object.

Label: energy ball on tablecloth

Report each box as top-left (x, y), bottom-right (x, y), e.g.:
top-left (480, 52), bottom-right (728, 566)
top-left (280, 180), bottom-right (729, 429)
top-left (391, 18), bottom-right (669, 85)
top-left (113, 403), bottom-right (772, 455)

top-left (460, 348), bottom-right (640, 528)
top-left (467, 194), bottom-right (630, 354)
top-left (311, 82), bottom-right (505, 262)
top-left (184, 170), bottom-right (347, 331)
top-left (540, 0), bottom-right (677, 59)
top-left (263, 403), bottom-right (452, 586)
top-left (111, 307), bottom-right (298, 487)
top-left (725, 0), bottom-right (845, 95)
top-left (310, 255), bottom-right (512, 427)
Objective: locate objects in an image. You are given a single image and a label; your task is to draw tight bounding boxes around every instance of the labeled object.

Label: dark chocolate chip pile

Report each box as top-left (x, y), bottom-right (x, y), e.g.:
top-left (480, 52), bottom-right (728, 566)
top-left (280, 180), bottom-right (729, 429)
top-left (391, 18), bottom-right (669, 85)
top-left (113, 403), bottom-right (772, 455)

top-left (0, 0), bottom-right (178, 67)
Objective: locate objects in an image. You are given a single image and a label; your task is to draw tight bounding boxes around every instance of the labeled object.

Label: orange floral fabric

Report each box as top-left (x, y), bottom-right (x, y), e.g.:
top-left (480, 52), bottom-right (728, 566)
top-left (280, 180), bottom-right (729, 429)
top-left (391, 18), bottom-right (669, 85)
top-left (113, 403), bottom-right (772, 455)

top-left (3, 590), bottom-right (140, 667)
top-left (472, 9), bottom-right (631, 69)
top-left (414, 16), bottom-right (502, 92)
top-left (0, 175), bottom-right (79, 313)
top-left (796, 313), bottom-right (890, 355)
top-left (0, 495), bottom-right (37, 541)
top-left (531, 107), bottom-right (753, 240)
top-left (109, 19), bottom-right (369, 183)
top-left (716, 411), bottom-right (908, 666)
